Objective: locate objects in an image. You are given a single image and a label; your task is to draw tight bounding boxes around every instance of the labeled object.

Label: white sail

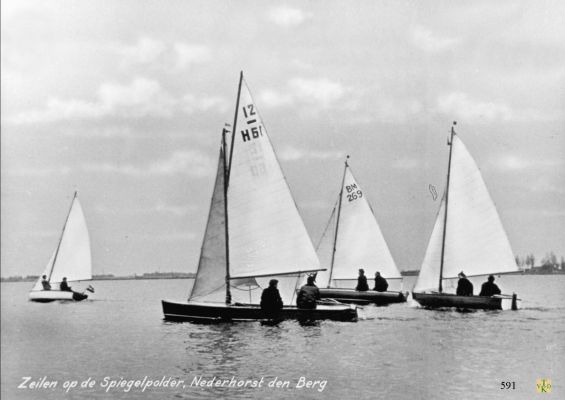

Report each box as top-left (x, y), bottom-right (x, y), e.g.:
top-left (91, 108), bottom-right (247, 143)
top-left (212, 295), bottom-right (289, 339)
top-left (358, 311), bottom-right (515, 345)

top-left (315, 202), bottom-right (338, 287)
top-left (331, 166), bottom-right (401, 287)
top-left (413, 194), bottom-right (446, 292)
top-left (414, 134), bottom-right (518, 292)
top-left (189, 149), bottom-right (228, 302)
top-left (227, 77), bottom-right (321, 285)
top-left (31, 194), bottom-right (91, 291)
top-left (31, 249), bottom-right (57, 291)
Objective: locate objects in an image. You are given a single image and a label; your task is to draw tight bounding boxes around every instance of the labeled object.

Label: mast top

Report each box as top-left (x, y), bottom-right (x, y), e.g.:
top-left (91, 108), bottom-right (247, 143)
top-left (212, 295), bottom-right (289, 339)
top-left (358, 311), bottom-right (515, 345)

top-left (345, 155), bottom-right (350, 167)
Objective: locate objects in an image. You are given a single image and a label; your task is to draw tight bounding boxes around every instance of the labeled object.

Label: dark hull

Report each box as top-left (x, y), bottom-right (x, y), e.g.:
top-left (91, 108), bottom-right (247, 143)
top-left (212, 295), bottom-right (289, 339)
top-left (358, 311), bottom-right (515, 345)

top-left (412, 292), bottom-right (502, 310)
top-left (319, 288), bottom-right (407, 305)
top-left (162, 300), bottom-right (358, 322)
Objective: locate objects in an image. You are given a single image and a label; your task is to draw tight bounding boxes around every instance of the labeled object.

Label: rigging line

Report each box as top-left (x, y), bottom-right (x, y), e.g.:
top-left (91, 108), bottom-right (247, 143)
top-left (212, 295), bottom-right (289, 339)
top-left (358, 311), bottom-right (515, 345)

top-left (48, 191), bottom-right (78, 282)
top-left (315, 199), bottom-right (338, 251)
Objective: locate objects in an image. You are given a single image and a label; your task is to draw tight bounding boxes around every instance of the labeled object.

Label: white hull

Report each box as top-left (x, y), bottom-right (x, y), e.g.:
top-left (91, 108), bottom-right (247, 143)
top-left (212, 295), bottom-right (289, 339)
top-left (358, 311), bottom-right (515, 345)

top-left (29, 290), bottom-right (88, 302)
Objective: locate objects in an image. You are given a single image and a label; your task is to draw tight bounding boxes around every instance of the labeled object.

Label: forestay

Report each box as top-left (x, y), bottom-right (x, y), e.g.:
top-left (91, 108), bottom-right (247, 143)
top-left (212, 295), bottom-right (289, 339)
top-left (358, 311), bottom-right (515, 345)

top-left (315, 203), bottom-right (337, 287)
top-left (414, 135), bottom-right (518, 292)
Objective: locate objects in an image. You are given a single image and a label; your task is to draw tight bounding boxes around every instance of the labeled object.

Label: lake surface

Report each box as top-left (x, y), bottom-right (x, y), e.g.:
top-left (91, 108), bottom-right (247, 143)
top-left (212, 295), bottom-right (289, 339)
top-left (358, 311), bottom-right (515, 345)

top-left (1, 275), bottom-right (564, 399)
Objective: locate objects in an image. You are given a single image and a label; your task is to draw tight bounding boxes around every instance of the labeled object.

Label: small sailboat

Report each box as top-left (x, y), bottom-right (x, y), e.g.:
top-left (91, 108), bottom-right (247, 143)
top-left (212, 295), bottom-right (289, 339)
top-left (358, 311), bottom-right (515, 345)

top-left (162, 72), bottom-right (357, 322)
top-left (314, 157), bottom-right (407, 305)
top-left (29, 191), bottom-right (94, 302)
top-left (412, 123), bottom-right (519, 310)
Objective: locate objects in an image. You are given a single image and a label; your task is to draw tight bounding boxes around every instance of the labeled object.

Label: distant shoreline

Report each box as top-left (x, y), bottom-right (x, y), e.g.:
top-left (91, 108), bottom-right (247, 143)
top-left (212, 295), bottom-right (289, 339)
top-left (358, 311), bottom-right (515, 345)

top-left (0, 273), bottom-right (196, 283)
top-left (3, 268), bottom-right (563, 282)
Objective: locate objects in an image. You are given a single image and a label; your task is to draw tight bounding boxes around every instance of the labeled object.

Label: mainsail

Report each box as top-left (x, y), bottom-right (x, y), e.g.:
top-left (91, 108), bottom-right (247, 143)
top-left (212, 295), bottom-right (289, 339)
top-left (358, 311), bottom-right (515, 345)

top-left (414, 134), bottom-right (518, 292)
top-left (318, 162), bottom-right (401, 288)
top-left (315, 202), bottom-right (338, 287)
top-left (32, 193), bottom-right (91, 291)
top-left (227, 77), bottom-right (321, 281)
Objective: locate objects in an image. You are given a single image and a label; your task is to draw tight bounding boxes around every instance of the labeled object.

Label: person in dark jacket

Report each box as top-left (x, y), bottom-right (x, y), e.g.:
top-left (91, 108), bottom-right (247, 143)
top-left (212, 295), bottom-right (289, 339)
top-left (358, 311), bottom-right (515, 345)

top-left (373, 271), bottom-right (389, 292)
top-left (479, 275), bottom-right (501, 296)
top-left (260, 279), bottom-right (284, 313)
top-left (356, 269), bottom-right (369, 291)
top-left (297, 275), bottom-right (320, 309)
top-left (456, 271), bottom-right (473, 296)
top-left (41, 275), bottom-right (51, 290)
top-left (60, 277), bottom-right (72, 292)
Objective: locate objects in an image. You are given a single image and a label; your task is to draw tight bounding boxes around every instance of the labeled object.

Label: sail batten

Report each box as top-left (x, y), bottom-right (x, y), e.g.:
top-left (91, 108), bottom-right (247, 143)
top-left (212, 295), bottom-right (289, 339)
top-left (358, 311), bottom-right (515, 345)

top-left (414, 134), bottom-right (518, 293)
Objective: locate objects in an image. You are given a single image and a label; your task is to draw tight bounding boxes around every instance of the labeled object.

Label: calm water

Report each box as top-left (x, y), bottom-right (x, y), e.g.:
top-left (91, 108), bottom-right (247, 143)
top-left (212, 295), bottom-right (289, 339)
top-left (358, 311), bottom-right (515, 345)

top-left (1, 275), bottom-right (564, 400)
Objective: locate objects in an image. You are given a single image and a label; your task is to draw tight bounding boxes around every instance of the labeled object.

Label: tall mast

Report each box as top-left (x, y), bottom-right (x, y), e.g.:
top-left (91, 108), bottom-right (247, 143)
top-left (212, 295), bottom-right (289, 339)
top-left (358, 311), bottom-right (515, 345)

top-left (438, 122), bottom-right (456, 293)
top-left (222, 127), bottom-right (232, 304)
top-left (328, 155), bottom-right (349, 287)
top-left (227, 71), bottom-right (244, 183)
top-left (48, 191), bottom-right (78, 281)
top-left (223, 72), bottom-right (243, 304)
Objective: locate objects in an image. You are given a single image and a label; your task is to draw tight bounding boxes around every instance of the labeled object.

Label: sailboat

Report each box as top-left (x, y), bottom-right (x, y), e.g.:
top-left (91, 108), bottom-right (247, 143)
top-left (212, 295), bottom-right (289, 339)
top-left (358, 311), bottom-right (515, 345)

top-left (314, 157), bottom-right (407, 305)
top-left (29, 191), bottom-right (94, 302)
top-left (161, 72), bottom-right (357, 322)
top-left (412, 123), bottom-right (519, 310)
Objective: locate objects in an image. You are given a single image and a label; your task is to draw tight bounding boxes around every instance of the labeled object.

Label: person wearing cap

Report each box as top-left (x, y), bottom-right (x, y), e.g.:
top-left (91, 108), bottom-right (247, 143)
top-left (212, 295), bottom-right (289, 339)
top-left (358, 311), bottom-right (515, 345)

top-left (297, 275), bottom-right (320, 309)
top-left (373, 271), bottom-right (389, 292)
top-left (60, 277), bottom-right (72, 292)
top-left (479, 275), bottom-right (501, 297)
top-left (456, 271), bottom-right (473, 296)
top-left (260, 279), bottom-right (284, 314)
top-left (355, 268), bottom-right (369, 291)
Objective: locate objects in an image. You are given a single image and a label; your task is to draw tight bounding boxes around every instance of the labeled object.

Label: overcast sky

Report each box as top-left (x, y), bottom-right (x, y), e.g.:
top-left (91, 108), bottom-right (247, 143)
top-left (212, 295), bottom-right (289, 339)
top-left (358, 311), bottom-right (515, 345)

top-left (2, 0), bottom-right (564, 278)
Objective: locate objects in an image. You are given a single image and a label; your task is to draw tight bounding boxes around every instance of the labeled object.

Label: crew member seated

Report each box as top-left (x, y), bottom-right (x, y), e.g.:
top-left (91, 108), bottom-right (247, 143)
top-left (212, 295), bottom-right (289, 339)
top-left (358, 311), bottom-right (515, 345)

top-left (479, 275), bottom-right (501, 297)
top-left (373, 271), bottom-right (389, 292)
top-left (456, 271), bottom-right (473, 296)
top-left (356, 268), bottom-right (369, 291)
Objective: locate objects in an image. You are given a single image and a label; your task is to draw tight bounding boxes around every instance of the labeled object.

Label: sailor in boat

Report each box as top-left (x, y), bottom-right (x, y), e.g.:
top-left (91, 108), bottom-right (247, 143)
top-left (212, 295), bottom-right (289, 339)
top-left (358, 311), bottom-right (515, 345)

top-left (456, 271), bottom-right (473, 296)
top-left (260, 279), bottom-right (283, 315)
top-left (41, 275), bottom-right (51, 291)
top-left (373, 271), bottom-right (388, 292)
top-left (355, 269), bottom-right (369, 291)
top-left (297, 275), bottom-right (321, 309)
top-left (60, 277), bottom-right (72, 292)
top-left (479, 275), bottom-right (502, 297)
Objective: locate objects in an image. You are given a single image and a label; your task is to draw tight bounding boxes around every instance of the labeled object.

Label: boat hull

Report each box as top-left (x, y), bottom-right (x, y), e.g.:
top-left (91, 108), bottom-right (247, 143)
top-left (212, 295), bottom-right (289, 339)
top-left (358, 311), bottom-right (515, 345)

top-left (412, 292), bottom-right (502, 310)
top-left (29, 290), bottom-right (88, 302)
top-left (162, 300), bottom-right (358, 322)
top-left (319, 288), bottom-right (407, 305)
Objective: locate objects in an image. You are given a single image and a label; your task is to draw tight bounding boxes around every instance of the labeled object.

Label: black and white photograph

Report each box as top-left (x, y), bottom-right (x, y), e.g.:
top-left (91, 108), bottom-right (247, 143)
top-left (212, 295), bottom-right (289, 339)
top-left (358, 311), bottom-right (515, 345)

top-left (1, 1), bottom-right (564, 399)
